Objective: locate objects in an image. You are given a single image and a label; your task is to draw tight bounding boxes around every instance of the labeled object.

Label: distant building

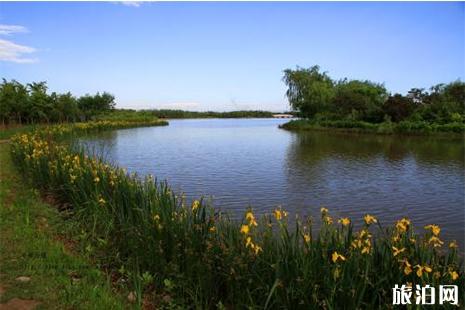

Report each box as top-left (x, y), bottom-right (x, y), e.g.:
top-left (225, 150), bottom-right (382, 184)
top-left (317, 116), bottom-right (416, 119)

top-left (272, 114), bottom-right (293, 118)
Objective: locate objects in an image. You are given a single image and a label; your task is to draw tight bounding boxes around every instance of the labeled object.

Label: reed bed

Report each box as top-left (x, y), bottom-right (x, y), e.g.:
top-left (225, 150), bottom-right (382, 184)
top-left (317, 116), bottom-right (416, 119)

top-left (9, 121), bottom-right (464, 308)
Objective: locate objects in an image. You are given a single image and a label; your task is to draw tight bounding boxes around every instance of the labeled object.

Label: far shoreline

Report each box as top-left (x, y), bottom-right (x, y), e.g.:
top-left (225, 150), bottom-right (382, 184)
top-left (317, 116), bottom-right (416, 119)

top-left (279, 119), bottom-right (465, 137)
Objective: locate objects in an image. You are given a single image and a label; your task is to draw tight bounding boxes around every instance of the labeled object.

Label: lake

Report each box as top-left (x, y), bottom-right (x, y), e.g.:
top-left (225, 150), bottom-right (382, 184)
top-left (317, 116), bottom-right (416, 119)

top-left (80, 118), bottom-right (465, 246)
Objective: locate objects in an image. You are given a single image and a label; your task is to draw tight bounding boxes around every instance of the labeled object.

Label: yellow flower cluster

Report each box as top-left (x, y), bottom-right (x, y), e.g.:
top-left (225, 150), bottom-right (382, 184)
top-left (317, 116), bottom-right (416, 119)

top-left (424, 224), bottom-right (440, 236)
top-left (303, 234), bottom-right (311, 243)
top-left (414, 264), bottom-right (432, 277)
top-left (331, 251), bottom-right (346, 263)
top-left (351, 229), bottom-right (372, 255)
top-left (422, 224), bottom-right (444, 248)
top-left (273, 207), bottom-right (288, 221)
top-left (320, 207), bottom-right (333, 225)
top-left (392, 246), bottom-right (406, 257)
top-left (152, 213), bottom-right (163, 230)
top-left (98, 196), bottom-right (106, 206)
top-left (363, 214), bottom-right (377, 225)
top-left (240, 210), bottom-right (262, 255)
top-left (400, 259), bottom-right (413, 275)
top-left (395, 217), bottom-right (410, 233)
top-left (246, 211), bottom-right (258, 226)
top-left (449, 241), bottom-right (458, 249)
top-left (338, 217), bottom-right (350, 227)
top-left (192, 200), bottom-right (200, 212)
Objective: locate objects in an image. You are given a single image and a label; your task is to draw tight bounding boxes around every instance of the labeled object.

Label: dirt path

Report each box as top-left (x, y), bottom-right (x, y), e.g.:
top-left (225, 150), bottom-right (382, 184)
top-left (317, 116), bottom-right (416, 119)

top-left (0, 297), bottom-right (41, 310)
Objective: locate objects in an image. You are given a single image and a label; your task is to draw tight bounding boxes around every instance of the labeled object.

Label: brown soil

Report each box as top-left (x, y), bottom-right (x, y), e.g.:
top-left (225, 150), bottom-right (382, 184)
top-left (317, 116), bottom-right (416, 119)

top-left (0, 298), bottom-right (41, 310)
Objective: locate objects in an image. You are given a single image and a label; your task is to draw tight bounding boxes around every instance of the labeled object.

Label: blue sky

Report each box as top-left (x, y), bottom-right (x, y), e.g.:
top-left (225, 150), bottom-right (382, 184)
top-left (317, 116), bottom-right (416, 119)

top-left (0, 2), bottom-right (464, 111)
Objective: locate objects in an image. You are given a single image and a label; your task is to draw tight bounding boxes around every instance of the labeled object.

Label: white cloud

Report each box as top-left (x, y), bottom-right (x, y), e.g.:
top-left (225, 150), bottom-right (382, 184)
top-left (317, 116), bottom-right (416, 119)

top-left (0, 39), bottom-right (37, 63)
top-left (0, 24), bottom-right (37, 64)
top-left (121, 1), bottom-right (142, 7)
top-left (0, 24), bottom-right (28, 36)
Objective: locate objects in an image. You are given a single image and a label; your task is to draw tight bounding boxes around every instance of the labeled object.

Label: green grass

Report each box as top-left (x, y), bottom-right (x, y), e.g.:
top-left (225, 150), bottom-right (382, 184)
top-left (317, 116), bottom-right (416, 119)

top-left (0, 125), bottom-right (43, 140)
top-left (280, 119), bottom-right (465, 135)
top-left (0, 142), bottom-right (131, 309)
top-left (7, 121), bottom-right (464, 308)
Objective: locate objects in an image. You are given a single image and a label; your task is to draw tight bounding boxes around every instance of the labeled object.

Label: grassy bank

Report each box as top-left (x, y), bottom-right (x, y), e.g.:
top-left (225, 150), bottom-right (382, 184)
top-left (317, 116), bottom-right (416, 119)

top-left (280, 119), bottom-right (465, 135)
top-left (0, 125), bottom-right (43, 140)
top-left (0, 116), bottom-right (168, 140)
top-left (0, 142), bottom-right (131, 309)
top-left (6, 121), bottom-right (464, 308)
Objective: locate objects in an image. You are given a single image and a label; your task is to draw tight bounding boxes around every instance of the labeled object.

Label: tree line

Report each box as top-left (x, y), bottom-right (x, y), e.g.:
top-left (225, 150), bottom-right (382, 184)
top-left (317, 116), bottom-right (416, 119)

top-left (0, 79), bottom-right (285, 126)
top-left (283, 66), bottom-right (465, 124)
top-left (0, 79), bottom-right (116, 125)
top-left (147, 109), bottom-right (276, 119)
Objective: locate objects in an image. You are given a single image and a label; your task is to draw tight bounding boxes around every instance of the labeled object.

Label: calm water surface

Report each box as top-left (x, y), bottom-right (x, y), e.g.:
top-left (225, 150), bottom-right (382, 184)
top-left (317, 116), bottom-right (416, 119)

top-left (80, 119), bottom-right (465, 245)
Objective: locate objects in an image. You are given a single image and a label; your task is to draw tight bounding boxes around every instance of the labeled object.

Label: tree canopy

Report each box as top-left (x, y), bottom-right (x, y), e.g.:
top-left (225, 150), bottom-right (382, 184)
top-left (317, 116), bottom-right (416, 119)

top-left (0, 79), bottom-right (115, 125)
top-left (283, 66), bottom-right (464, 123)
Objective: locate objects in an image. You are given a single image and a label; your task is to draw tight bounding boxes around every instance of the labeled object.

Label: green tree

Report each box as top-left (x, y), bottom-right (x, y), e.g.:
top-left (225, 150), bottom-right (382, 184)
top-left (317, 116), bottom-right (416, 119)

top-left (332, 79), bottom-right (388, 122)
top-left (419, 82), bottom-right (465, 122)
top-left (382, 94), bottom-right (414, 122)
top-left (58, 92), bottom-right (79, 122)
top-left (78, 92), bottom-right (115, 120)
top-left (283, 66), bottom-right (335, 118)
top-left (28, 82), bottom-right (51, 123)
top-left (49, 92), bottom-right (79, 123)
top-left (0, 79), bottom-right (29, 125)
top-left (0, 80), bottom-right (15, 125)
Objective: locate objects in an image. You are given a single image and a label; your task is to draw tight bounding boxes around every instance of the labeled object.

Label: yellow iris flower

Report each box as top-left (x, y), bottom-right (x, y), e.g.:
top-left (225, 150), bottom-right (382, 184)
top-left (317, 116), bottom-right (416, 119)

top-left (392, 246), bottom-right (406, 257)
top-left (240, 225), bottom-right (250, 235)
top-left (424, 224), bottom-right (440, 236)
top-left (331, 251), bottom-right (346, 263)
top-left (338, 218), bottom-right (350, 226)
top-left (414, 264), bottom-right (432, 277)
top-left (364, 214), bottom-right (377, 225)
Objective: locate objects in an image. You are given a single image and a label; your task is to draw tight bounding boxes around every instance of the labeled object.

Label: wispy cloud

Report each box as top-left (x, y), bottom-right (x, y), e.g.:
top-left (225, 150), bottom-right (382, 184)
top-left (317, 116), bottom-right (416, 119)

top-left (121, 1), bottom-right (142, 7)
top-left (0, 39), bottom-right (37, 63)
top-left (0, 24), bottom-right (28, 36)
top-left (0, 24), bottom-right (37, 64)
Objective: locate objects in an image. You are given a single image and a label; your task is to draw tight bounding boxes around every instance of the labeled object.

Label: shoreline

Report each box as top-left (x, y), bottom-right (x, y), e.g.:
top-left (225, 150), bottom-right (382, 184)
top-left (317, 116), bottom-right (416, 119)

top-left (279, 119), bottom-right (465, 136)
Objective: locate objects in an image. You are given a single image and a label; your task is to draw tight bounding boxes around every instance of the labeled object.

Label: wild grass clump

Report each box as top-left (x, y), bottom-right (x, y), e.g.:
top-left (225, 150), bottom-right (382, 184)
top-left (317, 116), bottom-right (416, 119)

top-left (9, 122), bottom-right (464, 308)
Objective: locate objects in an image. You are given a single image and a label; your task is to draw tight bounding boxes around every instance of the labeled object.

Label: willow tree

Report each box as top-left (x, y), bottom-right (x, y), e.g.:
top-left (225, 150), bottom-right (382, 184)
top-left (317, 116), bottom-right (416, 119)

top-left (282, 65), bottom-right (335, 118)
